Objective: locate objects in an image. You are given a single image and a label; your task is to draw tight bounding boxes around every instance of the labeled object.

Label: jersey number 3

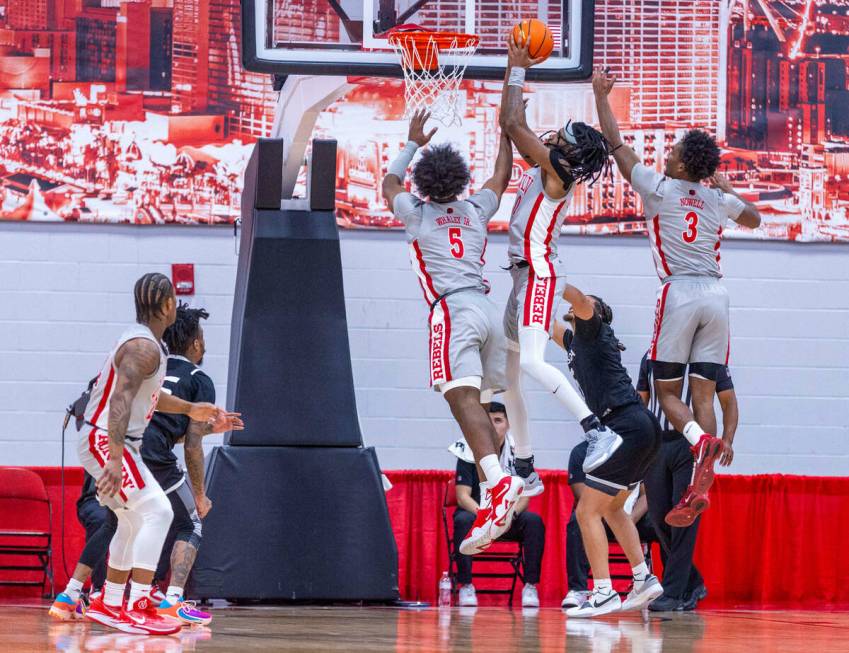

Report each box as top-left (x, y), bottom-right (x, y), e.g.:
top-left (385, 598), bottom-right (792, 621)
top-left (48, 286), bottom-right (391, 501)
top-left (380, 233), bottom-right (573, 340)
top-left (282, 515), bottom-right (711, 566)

top-left (682, 211), bottom-right (699, 243)
top-left (449, 227), bottom-right (465, 259)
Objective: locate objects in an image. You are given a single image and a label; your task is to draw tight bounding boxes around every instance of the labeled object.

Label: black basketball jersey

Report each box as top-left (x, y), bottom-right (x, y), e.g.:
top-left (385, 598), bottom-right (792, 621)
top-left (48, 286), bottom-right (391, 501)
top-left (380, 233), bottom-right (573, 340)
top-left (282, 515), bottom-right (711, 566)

top-left (637, 352), bottom-right (734, 432)
top-left (140, 356), bottom-right (215, 469)
top-left (561, 313), bottom-right (641, 419)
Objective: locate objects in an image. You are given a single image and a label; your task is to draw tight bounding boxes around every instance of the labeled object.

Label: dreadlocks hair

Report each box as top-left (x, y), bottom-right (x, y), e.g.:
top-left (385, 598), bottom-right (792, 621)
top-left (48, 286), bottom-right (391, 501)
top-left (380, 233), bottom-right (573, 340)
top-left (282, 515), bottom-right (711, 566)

top-left (133, 272), bottom-right (174, 325)
top-left (680, 130), bottom-right (721, 181)
top-left (412, 144), bottom-right (470, 202)
top-left (163, 302), bottom-right (209, 356)
top-left (552, 122), bottom-right (612, 188)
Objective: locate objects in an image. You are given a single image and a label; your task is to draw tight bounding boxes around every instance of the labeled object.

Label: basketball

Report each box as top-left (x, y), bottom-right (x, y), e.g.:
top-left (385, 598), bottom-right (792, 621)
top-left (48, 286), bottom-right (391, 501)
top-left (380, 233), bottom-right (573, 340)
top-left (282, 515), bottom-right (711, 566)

top-left (512, 19), bottom-right (554, 61)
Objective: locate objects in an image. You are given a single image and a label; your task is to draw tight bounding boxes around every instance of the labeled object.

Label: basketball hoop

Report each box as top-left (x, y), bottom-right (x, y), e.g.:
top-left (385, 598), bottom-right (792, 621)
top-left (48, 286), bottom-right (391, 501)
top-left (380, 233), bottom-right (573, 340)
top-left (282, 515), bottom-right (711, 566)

top-left (387, 27), bottom-right (480, 127)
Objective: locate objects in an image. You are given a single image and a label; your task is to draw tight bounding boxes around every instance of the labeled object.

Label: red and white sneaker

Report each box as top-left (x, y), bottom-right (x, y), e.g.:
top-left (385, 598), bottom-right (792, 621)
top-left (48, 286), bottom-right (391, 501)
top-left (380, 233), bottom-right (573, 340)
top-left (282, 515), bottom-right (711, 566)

top-left (459, 488), bottom-right (494, 555)
top-left (85, 595), bottom-right (146, 634)
top-left (665, 434), bottom-right (723, 527)
top-left (122, 596), bottom-right (182, 635)
top-left (487, 475), bottom-right (524, 541)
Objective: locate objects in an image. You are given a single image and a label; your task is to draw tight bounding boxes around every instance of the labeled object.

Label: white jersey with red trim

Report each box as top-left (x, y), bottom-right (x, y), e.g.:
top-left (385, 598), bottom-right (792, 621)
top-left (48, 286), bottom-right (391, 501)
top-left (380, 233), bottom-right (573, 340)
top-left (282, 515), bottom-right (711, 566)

top-left (392, 189), bottom-right (499, 305)
top-left (630, 164), bottom-right (747, 282)
top-left (84, 324), bottom-right (167, 440)
top-left (507, 166), bottom-right (573, 277)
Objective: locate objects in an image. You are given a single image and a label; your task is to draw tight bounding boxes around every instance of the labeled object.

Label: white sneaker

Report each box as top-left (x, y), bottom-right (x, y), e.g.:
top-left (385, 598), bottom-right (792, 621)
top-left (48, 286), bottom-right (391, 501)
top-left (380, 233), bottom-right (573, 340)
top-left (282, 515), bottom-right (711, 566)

top-left (566, 590), bottom-right (622, 619)
top-left (458, 584), bottom-right (478, 607)
top-left (521, 584), bottom-right (539, 608)
top-left (621, 574), bottom-right (664, 611)
top-left (561, 589), bottom-right (590, 609)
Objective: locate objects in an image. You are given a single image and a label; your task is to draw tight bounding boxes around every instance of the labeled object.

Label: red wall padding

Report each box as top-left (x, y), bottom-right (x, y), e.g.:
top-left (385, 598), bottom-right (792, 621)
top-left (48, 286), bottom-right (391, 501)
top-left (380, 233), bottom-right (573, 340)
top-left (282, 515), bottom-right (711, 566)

top-left (2, 467), bottom-right (848, 608)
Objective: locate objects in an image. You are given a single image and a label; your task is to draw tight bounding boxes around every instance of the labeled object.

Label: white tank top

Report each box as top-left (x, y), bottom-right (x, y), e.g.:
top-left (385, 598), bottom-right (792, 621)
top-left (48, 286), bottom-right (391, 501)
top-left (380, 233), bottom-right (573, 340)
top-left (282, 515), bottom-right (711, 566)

top-left (84, 324), bottom-right (167, 441)
top-left (507, 166), bottom-right (574, 277)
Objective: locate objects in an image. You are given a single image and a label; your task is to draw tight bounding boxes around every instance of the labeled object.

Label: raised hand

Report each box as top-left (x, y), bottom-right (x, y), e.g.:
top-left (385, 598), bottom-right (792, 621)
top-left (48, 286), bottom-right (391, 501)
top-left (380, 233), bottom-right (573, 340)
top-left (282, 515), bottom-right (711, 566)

top-left (592, 66), bottom-right (616, 97)
top-left (408, 109), bottom-right (438, 147)
top-left (507, 35), bottom-right (546, 69)
top-left (709, 172), bottom-right (734, 194)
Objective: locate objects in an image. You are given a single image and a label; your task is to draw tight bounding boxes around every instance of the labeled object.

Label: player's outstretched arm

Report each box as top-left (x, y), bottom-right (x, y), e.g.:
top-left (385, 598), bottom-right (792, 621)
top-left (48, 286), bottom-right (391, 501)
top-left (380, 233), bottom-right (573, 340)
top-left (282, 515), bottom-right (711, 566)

top-left (98, 338), bottom-right (160, 497)
top-left (381, 109), bottom-right (437, 207)
top-left (592, 67), bottom-right (640, 183)
top-left (482, 131), bottom-right (514, 199)
top-left (562, 284), bottom-right (595, 321)
top-left (500, 37), bottom-right (560, 178)
top-left (710, 173), bottom-right (762, 229)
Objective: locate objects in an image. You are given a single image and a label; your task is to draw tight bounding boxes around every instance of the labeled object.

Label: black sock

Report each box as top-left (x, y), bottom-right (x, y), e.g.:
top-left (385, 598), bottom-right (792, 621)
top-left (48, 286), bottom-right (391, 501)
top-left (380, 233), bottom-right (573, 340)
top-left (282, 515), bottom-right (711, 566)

top-left (580, 415), bottom-right (601, 433)
top-left (514, 455), bottom-right (535, 478)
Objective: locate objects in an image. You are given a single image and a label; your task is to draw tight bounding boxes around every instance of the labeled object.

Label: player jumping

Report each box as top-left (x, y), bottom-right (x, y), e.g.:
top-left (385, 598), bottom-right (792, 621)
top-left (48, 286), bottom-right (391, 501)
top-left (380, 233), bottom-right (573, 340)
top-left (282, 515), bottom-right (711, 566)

top-left (67, 273), bottom-right (240, 634)
top-left (499, 38), bottom-right (622, 494)
top-left (382, 104), bottom-right (524, 555)
top-left (592, 67), bottom-right (761, 526)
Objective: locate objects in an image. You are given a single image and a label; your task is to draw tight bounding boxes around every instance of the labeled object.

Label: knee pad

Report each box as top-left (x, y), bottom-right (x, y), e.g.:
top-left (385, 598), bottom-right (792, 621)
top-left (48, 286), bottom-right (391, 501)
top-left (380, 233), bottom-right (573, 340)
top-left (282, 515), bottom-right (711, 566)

top-left (174, 511), bottom-right (203, 550)
top-left (688, 362), bottom-right (722, 382)
top-left (652, 360), bottom-right (686, 382)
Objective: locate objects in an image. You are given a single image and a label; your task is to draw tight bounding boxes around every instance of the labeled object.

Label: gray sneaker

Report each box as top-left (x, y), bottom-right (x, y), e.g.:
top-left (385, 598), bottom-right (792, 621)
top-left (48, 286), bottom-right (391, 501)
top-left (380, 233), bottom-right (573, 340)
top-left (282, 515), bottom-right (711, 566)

top-left (583, 426), bottom-right (623, 473)
top-left (621, 574), bottom-right (664, 611)
top-left (514, 456), bottom-right (544, 497)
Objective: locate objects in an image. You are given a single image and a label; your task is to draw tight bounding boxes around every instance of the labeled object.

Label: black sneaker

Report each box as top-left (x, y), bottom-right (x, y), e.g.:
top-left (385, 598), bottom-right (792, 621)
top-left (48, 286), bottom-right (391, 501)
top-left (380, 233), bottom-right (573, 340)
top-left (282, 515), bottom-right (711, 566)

top-left (648, 595), bottom-right (685, 612)
top-left (683, 584), bottom-right (707, 611)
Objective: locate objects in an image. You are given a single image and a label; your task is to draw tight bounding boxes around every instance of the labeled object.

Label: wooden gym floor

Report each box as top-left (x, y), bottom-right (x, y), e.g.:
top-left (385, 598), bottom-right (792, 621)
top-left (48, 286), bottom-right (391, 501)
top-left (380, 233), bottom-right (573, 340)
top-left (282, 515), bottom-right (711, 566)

top-left (1, 603), bottom-right (848, 652)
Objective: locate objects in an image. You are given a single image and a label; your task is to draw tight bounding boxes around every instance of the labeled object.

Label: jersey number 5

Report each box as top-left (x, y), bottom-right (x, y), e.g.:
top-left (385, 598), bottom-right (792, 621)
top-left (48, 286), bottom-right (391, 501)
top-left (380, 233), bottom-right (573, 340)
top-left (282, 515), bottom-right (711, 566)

top-left (449, 227), bottom-right (464, 259)
top-left (682, 211), bottom-right (699, 243)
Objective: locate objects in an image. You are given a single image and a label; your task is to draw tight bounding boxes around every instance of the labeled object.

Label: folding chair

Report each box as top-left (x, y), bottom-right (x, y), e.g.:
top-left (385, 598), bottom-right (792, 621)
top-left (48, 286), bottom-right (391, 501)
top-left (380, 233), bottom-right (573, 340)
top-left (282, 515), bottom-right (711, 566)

top-left (441, 478), bottom-right (523, 606)
top-left (0, 467), bottom-right (54, 597)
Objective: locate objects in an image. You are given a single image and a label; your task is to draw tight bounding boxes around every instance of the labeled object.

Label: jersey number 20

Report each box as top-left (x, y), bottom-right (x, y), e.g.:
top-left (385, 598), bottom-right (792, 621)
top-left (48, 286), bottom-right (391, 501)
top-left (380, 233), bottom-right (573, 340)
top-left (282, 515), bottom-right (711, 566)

top-left (682, 211), bottom-right (699, 243)
top-left (449, 228), bottom-right (464, 259)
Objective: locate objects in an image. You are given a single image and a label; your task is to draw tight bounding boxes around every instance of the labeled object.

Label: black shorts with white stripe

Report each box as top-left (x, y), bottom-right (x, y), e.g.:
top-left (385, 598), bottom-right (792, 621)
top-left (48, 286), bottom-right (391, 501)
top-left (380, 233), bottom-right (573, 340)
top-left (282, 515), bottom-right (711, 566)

top-left (584, 404), bottom-right (662, 497)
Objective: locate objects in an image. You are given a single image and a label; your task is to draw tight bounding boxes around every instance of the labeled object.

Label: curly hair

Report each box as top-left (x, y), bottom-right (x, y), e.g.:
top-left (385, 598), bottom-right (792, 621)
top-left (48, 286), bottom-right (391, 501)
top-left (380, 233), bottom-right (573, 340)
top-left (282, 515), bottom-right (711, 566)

top-left (680, 130), bottom-right (721, 181)
top-left (163, 301), bottom-right (209, 356)
top-left (412, 144), bottom-right (470, 202)
top-left (550, 122), bottom-right (612, 188)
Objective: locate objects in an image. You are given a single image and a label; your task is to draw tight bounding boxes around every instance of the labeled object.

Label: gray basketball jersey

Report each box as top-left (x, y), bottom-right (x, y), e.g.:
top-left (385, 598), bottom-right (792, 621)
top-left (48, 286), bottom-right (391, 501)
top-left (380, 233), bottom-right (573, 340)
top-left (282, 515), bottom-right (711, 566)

top-left (630, 164), bottom-right (746, 281)
top-left (507, 166), bottom-right (573, 277)
top-left (393, 189), bottom-right (499, 305)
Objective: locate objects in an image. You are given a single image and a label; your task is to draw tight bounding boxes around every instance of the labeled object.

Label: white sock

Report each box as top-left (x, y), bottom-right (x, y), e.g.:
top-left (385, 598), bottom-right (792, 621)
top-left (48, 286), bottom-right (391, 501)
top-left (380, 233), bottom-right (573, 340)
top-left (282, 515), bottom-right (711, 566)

top-left (103, 580), bottom-right (126, 608)
top-left (682, 421), bottom-right (706, 446)
top-left (593, 578), bottom-right (613, 594)
top-left (64, 577), bottom-right (84, 601)
top-left (128, 581), bottom-right (151, 608)
top-left (632, 562), bottom-right (649, 585)
top-left (479, 454), bottom-right (507, 484)
top-left (166, 585), bottom-right (183, 603)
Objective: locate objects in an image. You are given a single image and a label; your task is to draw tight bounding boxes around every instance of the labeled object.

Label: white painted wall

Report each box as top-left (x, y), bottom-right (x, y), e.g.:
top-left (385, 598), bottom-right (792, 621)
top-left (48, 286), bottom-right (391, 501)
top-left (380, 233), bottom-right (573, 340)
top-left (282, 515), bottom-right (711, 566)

top-left (1, 222), bottom-right (847, 475)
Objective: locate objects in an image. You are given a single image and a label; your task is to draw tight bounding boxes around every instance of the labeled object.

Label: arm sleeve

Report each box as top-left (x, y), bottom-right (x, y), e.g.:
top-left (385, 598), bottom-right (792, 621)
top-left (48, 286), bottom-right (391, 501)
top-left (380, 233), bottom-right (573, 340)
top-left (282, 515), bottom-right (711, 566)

top-left (636, 354), bottom-right (650, 392)
top-left (455, 459), bottom-right (477, 488)
top-left (568, 442), bottom-right (588, 485)
top-left (574, 313), bottom-right (603, 341)
top-left (192, 372), bottom-right (216, 404)
top-left (630, 164), bottom-right (665, 200)
top-left (719, 191), bottom-right (747, 222)
top-left (467, 188), bottom-right (500, 224)
top-left (716, 366), bottom-right (734, 393)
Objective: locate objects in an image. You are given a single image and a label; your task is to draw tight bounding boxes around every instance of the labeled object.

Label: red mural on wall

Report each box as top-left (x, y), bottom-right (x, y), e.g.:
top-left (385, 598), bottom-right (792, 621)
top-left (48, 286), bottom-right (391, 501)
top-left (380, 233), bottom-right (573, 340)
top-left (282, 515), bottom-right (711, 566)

top-left (1, 0), bottom-right (848, 242)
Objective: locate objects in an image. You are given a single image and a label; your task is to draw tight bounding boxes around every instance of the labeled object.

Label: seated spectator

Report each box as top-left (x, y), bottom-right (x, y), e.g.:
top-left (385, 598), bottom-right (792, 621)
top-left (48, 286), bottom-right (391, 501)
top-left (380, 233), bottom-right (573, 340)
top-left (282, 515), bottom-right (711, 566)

top-left (449, 402), bottom-right (545, 608)
top-left (562, 441), bottom-right (656, 608)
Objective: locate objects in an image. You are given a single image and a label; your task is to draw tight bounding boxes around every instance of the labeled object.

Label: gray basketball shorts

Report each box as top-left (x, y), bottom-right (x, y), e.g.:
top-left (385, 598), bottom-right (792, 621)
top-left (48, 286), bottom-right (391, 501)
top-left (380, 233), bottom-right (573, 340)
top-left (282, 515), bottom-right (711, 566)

top-left (428, 290), bottom-right (507, 394)
top-left (503, 261), bottom-right (567, 345)
top-left (649, 277), bottom-right (730, 365)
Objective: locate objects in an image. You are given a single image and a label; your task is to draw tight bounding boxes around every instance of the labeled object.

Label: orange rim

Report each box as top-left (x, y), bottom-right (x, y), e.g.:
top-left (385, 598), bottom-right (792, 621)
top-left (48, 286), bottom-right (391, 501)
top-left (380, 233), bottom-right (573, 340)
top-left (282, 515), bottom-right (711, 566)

top-left (388, 30), bottom-right (480, 71)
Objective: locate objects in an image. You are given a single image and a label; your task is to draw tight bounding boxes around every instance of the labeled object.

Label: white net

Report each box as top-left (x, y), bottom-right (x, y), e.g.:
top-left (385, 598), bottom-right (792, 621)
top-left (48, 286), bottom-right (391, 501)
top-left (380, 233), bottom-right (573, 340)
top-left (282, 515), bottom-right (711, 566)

top-left (388, 32), bottom-right (480, 127)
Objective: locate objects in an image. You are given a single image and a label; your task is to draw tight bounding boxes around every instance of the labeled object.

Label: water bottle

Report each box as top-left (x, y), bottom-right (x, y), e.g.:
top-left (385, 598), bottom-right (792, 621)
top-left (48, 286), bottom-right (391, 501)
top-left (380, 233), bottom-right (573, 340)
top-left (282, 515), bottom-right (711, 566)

top-left (438, 571), bottom-right (452, 608)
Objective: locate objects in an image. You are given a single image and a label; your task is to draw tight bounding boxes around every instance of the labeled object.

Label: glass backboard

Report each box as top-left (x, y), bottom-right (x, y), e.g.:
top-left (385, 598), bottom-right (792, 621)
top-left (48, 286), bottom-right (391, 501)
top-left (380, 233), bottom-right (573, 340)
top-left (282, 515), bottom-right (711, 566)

top-left (243, 0), bottom-right (594, 81)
